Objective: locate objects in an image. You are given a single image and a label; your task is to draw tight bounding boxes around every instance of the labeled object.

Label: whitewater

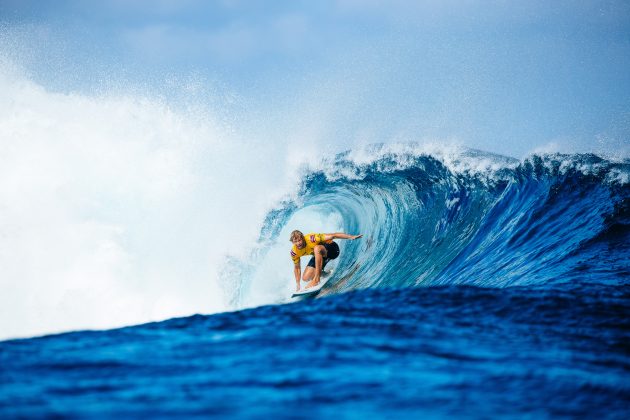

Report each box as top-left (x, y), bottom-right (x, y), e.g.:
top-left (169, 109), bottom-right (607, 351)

top-left (0, 61), bottom-right (301, 340)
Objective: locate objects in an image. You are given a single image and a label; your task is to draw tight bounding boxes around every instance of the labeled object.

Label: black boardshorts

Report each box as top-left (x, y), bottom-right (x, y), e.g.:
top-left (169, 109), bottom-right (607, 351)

top-left (307, 241), bottom-right (340, 268)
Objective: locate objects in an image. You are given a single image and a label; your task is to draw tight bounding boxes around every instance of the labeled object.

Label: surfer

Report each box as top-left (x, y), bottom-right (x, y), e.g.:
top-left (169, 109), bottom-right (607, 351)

top-left (290, 230), bottom-right (363, 291)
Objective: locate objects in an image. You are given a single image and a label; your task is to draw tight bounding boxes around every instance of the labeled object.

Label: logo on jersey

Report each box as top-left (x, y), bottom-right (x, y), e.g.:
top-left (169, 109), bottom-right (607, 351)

top-left (290, 250), bottom-right (297, 257)
top-left (310, 234), bottom-right (316, 242)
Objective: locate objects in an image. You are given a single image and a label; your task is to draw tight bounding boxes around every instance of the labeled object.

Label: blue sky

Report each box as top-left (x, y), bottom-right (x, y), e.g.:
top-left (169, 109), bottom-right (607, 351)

top-left (1, 0), bottom-right (629, 157)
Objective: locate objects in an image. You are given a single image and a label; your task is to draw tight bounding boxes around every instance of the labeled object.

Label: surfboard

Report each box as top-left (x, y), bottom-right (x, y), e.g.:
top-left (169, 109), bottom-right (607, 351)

top-left (291, 276), bottom-right (331, 298)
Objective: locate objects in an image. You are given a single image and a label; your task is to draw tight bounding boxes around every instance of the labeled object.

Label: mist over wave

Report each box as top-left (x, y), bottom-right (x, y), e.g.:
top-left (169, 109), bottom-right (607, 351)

top-left (0, 61), bottom-right (296, 340)
top-left (229, 145), bottom-right (629, 308)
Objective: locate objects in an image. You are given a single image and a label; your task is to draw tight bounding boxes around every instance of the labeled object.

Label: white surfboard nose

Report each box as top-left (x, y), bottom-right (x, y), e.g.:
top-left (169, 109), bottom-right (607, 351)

top-left (291, 277), bottom-right (331, 298)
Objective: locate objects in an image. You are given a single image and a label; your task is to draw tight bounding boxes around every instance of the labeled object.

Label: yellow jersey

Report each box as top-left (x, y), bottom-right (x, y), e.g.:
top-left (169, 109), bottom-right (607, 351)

top-left (290, 233), bottom-right (331, 265)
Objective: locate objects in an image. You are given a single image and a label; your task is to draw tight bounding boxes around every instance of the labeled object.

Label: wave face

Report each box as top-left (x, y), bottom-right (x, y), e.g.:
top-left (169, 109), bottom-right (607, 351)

top-left (241, 147), bottom-right (629, 305)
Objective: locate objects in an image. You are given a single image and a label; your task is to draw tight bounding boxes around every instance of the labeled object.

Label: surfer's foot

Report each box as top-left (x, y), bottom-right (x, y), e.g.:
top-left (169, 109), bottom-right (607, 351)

top-left (305, 279), bottom-right (320, 289)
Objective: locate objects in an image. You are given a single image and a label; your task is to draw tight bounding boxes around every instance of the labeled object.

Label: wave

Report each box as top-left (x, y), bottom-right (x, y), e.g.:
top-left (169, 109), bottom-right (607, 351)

top-left (227, 145), bottom-right (630, 307)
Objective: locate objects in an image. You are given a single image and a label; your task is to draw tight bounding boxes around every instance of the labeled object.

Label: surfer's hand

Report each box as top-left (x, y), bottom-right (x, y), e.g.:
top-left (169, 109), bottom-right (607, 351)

top-left (353, 234), bottom-right (363, 240)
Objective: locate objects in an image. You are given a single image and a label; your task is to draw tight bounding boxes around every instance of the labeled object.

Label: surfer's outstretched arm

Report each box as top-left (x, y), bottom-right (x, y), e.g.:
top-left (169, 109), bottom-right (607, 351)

top-left (324, 233), bottom-right (363, 241)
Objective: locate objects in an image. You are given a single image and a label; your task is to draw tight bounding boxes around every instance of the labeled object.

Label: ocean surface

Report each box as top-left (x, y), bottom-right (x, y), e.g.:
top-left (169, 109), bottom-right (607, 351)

top-left (2, 148), bottom-right (629, 417)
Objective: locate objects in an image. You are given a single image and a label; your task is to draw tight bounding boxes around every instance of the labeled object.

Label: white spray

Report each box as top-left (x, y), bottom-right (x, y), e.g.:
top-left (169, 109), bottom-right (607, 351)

top-left (0, 60), bottom-right (305, 340)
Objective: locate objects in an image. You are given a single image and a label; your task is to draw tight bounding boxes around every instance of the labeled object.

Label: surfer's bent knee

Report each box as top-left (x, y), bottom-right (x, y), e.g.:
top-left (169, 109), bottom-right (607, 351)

top-left (314, 244), bottom-right (327, 257)
top-left (302, 267), bottom-right (314, 281)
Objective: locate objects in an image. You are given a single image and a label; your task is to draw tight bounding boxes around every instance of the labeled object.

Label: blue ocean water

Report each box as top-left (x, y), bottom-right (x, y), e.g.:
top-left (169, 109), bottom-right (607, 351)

top-left (2, 149), bottom-right (629, 417)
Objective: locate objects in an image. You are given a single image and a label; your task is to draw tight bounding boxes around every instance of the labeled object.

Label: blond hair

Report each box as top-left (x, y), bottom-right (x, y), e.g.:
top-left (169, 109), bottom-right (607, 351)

top-left (289, 230), bottom-right (304, 242)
